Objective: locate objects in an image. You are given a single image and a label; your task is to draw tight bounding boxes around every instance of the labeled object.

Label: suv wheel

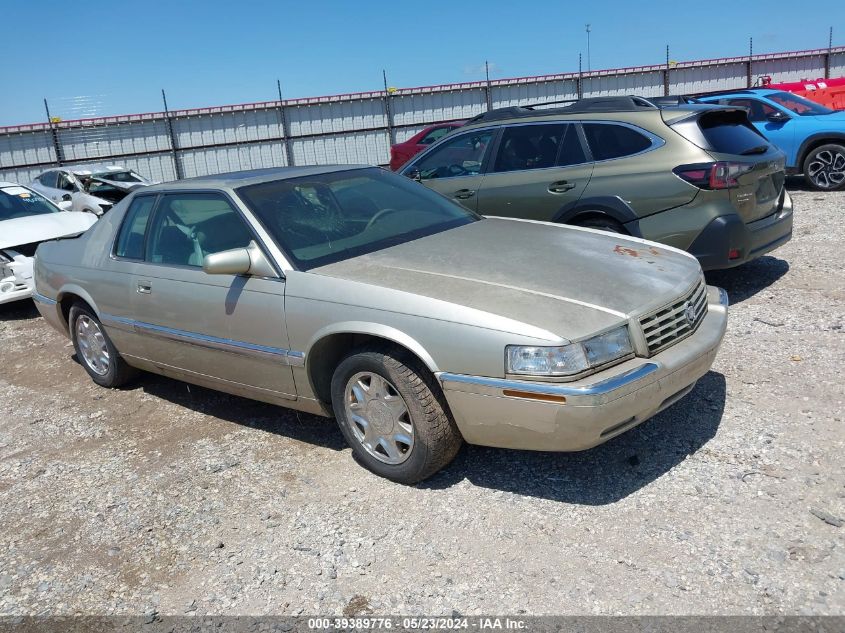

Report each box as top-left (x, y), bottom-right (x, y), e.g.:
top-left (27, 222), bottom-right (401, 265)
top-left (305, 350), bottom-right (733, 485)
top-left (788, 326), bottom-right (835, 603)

top-left (573, 216), bottom-right (627, 234)
top-left (330, 347), bottom-right (462, 484)
top-left (803, 143), bottom-right (845, 191)
top-left (69, 304), bottom-right (137, 387)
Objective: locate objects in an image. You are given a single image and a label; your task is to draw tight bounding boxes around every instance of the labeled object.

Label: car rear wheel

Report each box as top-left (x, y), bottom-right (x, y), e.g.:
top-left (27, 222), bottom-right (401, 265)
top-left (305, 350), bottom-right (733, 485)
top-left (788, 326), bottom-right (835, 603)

top-left (69, 304), bottom-right (137, 388)
top-left (573, 216), bottom-right (627, 234)
top-left (330, 347), bottom-right (462, 484)
top-left (803, 143), bottom-right (845, 191)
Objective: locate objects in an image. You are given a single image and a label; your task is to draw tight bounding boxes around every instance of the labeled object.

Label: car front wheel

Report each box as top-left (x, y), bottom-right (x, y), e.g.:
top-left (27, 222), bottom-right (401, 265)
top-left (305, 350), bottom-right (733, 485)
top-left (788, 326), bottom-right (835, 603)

top-left (803, 143), bottom-right (845, 191)
top-left (69, 304), bottom-right (137, 388)
top-left (330, 347), bottom-right (462, 484)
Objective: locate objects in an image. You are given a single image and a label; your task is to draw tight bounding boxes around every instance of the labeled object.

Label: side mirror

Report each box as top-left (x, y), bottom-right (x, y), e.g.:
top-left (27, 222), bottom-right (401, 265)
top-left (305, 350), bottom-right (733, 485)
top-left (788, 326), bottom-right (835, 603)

top-left (406, 167), bottom-right (422, 182)
top-left (766, 110), bottom-right (790, 123)
top-left (61, 193), bottom-right (72, 202)
top-left (58, 200), bottom-right (73, 211)
top-left (202, 241), bottom-right (278, 278)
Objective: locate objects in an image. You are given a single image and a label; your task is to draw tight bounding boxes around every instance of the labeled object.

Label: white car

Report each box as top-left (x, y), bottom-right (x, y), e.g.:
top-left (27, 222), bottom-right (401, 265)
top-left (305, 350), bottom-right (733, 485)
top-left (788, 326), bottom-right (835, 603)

top-left (30, 164), bottom-right (152, 216)
top-left (0, 182), bottom-right (97, 305)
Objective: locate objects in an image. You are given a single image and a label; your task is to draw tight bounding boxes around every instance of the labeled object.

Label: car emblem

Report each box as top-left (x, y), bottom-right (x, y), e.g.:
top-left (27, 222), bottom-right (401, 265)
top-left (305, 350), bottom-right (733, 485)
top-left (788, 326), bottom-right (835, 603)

top-left (683, 301), bottom-right (696, 326)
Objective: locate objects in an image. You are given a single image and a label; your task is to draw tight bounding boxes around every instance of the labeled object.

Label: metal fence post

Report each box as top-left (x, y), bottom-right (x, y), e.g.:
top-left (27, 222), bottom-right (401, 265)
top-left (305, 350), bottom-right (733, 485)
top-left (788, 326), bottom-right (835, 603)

top-left (747, 38), bottom-right (753, 88)
top-left (825, 27), bottom-right (833, 79)
top-left (161, 89), bottom-right (184, 180)
top-left (43, 98), bottom-right (63, 166)
top-left (577, 54), bottom-right (583, 99)
top-left (382, 70), bottom-right (396, 146)
top-left (484, 61), bottom-right (493, 111)
top-left (276, 80), bottom-right (295, 167)
top-left (663, 45), bottom-right (671, 96)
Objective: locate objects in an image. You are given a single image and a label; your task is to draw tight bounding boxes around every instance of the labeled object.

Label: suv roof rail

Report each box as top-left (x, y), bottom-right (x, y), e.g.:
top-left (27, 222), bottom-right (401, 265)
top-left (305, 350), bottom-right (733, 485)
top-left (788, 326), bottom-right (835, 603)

top-left (687, 88), bottom-right (757, 98)
top-left (465, 95), bottom-right (660, 124)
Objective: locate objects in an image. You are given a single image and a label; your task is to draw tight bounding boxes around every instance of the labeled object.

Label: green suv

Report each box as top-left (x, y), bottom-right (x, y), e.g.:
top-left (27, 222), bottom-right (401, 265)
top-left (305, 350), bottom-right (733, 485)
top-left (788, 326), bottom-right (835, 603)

top-left (399, 96), bottom-right (793, 270)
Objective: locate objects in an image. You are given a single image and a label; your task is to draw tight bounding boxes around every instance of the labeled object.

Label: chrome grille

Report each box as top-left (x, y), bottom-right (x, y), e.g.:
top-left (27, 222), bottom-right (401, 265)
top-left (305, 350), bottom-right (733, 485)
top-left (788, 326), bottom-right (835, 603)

top-left (639, 279), bottom-right (708, 355)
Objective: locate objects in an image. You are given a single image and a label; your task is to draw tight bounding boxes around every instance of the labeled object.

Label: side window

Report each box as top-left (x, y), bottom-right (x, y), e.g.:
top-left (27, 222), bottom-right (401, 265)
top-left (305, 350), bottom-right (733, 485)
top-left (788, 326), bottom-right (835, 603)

top-left (583, 123), bottom-right (653, 161)
top-left (412, 130), bottom-right (494, 180)
top-left (57, 172), bottom-right (76, 191)
top-left (419, 126), bottom-right (453, 145)
top-left (557, 125), bottom-right (588, 166)
top-left (38, 171), bottom-right (57, 188)
top-left (115, 196), bottom-right (156, 259)
top-left (493, 124), bottom-right (567, 173)
top-left (146, 193), bottom-right (254, 267)
top-left (726, 98), bottom-right (774, 122)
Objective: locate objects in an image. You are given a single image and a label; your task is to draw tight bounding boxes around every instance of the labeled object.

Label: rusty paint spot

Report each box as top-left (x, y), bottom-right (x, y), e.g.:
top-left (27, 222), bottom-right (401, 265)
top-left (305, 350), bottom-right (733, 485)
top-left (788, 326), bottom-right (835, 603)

top-left (614, 244), bottom-right (662, 258)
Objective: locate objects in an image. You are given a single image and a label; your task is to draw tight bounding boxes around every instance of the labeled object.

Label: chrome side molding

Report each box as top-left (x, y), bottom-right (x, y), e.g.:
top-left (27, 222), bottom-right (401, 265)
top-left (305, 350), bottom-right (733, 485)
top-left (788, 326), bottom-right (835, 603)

top-left (100, 313), bottom-right (306, 366)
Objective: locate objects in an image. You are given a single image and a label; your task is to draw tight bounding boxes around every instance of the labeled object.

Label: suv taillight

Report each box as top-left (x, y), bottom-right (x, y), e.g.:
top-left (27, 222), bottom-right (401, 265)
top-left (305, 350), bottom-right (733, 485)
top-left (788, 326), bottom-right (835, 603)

top-left (673, 162), bottom-right (755, 190)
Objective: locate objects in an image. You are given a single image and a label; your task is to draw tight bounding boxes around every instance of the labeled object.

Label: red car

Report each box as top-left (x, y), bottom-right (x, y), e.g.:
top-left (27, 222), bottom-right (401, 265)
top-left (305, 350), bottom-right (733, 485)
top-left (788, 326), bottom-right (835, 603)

top-left (389, 121), bottom-right (466, 170)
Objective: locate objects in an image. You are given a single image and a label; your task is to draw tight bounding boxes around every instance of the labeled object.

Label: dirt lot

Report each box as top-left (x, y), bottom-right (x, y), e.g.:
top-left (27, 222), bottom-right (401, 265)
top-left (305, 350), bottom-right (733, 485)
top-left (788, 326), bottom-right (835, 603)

top-left (0, 184), bottom-right (843, 617)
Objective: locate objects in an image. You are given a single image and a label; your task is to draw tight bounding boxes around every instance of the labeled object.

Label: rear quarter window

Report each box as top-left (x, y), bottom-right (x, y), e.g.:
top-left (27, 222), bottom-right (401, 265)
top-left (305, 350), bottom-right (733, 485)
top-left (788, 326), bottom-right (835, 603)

top-left (583, 123), bottom-right (653, 161)
top-left (675, 110), bottom-right (769, 155)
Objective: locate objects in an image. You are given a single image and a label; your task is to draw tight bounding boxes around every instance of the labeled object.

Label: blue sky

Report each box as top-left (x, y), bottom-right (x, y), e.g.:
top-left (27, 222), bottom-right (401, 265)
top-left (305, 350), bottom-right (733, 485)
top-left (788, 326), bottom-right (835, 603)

top-left (1, 0), bottom-right (842, 125)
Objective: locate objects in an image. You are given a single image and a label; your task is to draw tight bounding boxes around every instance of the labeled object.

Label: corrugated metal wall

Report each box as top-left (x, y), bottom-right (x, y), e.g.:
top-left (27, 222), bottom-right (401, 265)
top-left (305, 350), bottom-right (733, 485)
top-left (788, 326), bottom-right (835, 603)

top-left (2, 45), bottom-right (843, 185)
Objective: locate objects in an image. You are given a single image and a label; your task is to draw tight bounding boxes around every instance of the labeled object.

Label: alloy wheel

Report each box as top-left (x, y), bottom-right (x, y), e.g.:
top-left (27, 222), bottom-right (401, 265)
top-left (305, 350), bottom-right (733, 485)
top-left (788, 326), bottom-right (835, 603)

top-left (808, 149), bottom-right (845, 189)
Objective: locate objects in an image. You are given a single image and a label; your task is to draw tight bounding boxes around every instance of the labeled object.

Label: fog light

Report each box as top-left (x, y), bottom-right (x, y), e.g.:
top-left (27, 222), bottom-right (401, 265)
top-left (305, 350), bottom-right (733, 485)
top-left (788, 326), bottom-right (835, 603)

top-left (0, 281), bottom-right (14, 293)
top-left (728, 248), bottom-right (741, 260)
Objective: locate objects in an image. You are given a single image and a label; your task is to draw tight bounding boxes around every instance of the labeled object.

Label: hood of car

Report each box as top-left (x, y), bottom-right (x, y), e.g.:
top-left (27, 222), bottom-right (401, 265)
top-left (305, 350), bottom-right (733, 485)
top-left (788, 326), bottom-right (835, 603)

top-left (0, 212), bottom-right (97, 250)
top-left (312, 217), bottom-right (703, 342)
top-left (812, 110), bottom-right (845, 124)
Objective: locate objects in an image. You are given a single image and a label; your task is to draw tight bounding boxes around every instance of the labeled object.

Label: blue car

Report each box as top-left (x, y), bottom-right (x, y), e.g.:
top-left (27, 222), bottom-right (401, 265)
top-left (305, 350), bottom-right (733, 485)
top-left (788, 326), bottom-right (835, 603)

top-left (697, 88), bottom-right (845, 191)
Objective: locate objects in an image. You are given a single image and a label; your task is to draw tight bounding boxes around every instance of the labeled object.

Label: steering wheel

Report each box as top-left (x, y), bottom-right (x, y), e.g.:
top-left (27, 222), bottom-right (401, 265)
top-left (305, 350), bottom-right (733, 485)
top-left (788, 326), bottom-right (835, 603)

top-left (365, 208), bottom-right (402, 231)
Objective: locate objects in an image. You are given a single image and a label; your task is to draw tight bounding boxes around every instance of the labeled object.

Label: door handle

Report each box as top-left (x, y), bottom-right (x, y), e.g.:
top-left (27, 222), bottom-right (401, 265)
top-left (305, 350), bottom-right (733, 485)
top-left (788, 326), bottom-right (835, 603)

top-left (548, 181), bottom-right (576, 193)
top-left (454, 189), bottom-right (476, 199)
top-left (137, 282), bottom-right (152, 294)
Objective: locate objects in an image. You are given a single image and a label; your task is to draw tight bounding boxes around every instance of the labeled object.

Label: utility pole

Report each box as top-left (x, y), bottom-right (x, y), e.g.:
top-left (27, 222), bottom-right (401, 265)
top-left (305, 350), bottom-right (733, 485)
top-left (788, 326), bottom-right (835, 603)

top-left (585, 24), bottom-right (592, 71)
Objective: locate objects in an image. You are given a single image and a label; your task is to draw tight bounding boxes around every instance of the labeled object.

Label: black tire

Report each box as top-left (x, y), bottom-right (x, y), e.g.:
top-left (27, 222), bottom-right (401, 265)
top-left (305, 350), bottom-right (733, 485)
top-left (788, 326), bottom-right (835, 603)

top-left (330, 346), bottom-right (463, 484)
top-left (573, 215), bottom-right (627, 234)
top-left (69, 303), bottom-right (137, 388)
top-left (802, 143), bottom-right (845, 191)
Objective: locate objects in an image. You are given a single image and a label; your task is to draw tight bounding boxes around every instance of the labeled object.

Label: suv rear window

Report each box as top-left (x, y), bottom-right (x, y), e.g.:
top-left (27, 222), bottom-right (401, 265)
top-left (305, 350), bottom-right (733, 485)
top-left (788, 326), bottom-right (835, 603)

top-left (582, 123), bottom-right (652, 161)
top-left (675, 110), bottom-right (769, 155)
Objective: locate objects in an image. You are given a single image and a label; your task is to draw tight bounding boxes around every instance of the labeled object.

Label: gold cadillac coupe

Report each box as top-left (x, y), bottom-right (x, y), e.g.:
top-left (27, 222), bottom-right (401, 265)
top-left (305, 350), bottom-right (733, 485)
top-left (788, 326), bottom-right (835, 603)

top-left (33, 166), bottom-right (728, 483)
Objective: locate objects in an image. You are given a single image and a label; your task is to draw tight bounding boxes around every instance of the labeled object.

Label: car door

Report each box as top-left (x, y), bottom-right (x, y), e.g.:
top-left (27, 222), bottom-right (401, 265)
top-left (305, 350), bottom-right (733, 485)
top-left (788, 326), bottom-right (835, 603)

top-left (122, 190), bottom-right (296, 401)
top-left (475, 122), bottom-right (593, 221)
top-left (401, 128), bottom-right (497, 211)
top-left (31, 170), bottom-right (62, 202)
top-left (724, 98), bottom-right (795, 156)
top-left (55, 171), bottom-right (85, 212)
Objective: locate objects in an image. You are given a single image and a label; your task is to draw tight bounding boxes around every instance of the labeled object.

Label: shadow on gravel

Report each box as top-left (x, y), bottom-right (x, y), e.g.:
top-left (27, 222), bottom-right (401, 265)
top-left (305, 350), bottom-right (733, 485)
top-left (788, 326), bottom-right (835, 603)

top-left (784, 175), bottom-right (813, 192)
top-left (127, 372), bottom-right (346, 451)
top-left (0, 299), bottom-right (40, 321)
top-left (705, 255), bottom-right (789, 305)
top-left (422, 371), bottom-right (727, 505)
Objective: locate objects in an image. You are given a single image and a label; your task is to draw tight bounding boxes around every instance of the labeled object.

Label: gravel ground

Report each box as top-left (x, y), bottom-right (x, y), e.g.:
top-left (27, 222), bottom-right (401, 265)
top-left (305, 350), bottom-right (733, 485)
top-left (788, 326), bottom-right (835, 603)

top-left (0, 184), bottom-right (843, 617)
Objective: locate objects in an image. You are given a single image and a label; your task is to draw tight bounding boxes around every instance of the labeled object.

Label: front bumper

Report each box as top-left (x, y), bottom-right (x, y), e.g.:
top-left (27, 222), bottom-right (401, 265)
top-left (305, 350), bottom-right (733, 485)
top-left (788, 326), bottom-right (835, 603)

top-left (0, 255), bottom-right (34, 305)
top-left (687, 191), bottom-right (793, 270)
top-left (437, 286), bottom-right (728, 451)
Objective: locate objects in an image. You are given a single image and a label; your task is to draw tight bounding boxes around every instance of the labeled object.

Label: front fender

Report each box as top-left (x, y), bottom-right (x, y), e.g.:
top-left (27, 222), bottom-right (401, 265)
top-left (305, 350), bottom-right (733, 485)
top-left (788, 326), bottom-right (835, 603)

top-left (306, 321), bottom-right (440, 373)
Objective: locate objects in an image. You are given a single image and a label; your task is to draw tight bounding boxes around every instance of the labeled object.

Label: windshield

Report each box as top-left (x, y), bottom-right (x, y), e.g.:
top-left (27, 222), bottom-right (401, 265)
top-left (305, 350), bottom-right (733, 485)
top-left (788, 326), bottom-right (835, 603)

top-left (92, 170), bottom-right (145, 183)
top-left (237, 168), bottom-right (479, 270)
top-left (0, 185), bottom-right (59, 221)
top-left (767, 91), bottom-right (833, 116)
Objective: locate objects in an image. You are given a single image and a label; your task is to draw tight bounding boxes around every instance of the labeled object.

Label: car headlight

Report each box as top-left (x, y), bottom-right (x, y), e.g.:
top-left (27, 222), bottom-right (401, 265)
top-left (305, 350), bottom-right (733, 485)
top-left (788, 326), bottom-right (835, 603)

top-left (506, 326), bottom-right (633, 377)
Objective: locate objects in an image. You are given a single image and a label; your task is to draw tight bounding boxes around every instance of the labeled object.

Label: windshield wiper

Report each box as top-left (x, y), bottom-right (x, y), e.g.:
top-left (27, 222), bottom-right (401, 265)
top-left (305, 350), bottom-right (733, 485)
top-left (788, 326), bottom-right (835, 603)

top-left (740, 145), bottom-right (769, 155)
